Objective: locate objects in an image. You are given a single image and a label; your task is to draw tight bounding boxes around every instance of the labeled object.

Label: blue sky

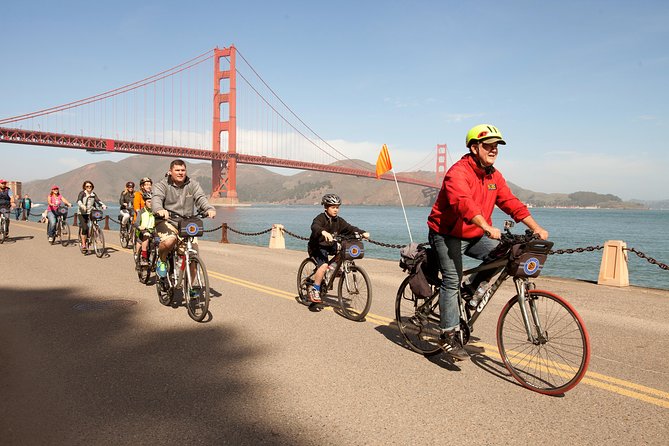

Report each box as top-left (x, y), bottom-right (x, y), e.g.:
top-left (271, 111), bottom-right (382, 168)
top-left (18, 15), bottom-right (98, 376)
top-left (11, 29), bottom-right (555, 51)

top-left (1, 0), bottom-right (668, 201)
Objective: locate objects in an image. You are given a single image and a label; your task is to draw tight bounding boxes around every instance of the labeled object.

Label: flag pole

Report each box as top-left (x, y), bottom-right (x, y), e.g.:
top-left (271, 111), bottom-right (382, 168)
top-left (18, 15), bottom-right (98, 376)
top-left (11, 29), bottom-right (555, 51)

top-left (390, 169), bottom-right (413, 244)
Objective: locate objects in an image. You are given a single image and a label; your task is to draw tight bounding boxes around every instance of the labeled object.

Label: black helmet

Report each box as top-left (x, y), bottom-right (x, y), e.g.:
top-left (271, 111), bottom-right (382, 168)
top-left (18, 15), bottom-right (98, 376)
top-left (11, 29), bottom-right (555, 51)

top-left (126, 181), bottom-right (135, 188)
top-left (140, 177), bottom-right (152, 185)
top-left (321, 193), bottom-right (342, 206)
top-left (142, 192), bottom-right (152, 200)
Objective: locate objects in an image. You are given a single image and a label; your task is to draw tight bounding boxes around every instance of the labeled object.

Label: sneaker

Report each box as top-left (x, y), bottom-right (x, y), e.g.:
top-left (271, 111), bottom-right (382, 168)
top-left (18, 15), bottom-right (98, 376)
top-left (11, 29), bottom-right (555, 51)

top-left (308, 286), bottom-right (322, 303)
top-left (48, 237), bottom-right (54, 243)
top-left (156, 260), bottom-right (168, 278)
top-left (140, 258), bottom-right (149, 266)
top-left (439, 330), bottom-right (469, 361)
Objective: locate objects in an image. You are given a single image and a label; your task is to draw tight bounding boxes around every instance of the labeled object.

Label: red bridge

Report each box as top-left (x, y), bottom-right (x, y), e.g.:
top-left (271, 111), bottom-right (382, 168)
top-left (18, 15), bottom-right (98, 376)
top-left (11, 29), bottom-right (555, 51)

top-left (0, 46), bottom-right (446, 203)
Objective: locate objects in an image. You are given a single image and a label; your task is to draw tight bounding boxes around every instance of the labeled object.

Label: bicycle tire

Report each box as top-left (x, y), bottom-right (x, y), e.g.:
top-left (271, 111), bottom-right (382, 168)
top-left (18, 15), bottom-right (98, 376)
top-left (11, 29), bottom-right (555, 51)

top-left (120, 224), bottom-right (130, 248)
top-left (395, 275), bottom-right (442, 356)
top-left (338, 264), bottom-right (372, 321)
top-left (296, 258), bottom-right (317, 305)
top-left (497, 290), bottom-right (591, 395)
top-left (93, 225), bottom-right (105, 258)
top-left (59, 221), bottom-right (70, 247)
top-left (0, 219), bottom-right (5, 244)
top-left (183, 254), bottom-right (210, 322)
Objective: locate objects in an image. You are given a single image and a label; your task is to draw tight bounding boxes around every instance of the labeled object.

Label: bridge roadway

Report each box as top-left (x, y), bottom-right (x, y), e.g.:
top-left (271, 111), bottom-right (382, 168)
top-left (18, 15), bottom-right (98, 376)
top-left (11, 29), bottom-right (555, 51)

top-left (1, 221), bottom-right (667, 445)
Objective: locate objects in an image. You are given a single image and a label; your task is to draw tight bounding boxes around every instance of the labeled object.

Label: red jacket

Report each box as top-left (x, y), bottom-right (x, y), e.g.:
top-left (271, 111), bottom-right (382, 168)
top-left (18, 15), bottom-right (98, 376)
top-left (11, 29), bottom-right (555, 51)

top-left (427, 154), bottom-right (530, 239)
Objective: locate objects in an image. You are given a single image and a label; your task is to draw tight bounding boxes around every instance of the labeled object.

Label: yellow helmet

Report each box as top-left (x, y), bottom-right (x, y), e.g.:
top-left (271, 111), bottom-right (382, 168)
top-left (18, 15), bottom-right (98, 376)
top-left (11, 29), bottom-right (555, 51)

top-left (466, 124), bottom-right (506, 148)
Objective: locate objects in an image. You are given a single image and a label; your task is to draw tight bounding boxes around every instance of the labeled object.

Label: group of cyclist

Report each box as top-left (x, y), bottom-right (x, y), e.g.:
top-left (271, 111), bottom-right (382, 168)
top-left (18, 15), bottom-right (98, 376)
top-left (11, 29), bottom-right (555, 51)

top-left (12, 123), bottom-right (550, 362)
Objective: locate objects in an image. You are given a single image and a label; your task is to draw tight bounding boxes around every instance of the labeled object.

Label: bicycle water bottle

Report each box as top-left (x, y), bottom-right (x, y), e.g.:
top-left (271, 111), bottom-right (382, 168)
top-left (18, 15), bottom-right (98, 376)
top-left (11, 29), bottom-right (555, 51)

top-left (468, 281), bottom-right (489, 308)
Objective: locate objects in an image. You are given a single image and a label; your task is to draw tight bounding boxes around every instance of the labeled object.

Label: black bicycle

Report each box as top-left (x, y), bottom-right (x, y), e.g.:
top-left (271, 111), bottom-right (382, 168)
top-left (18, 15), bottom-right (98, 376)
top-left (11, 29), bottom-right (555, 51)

top-left (79, 208), bottom-right (106, 258)
top-left (50, 205), bottom-right (71, 246)
top-left (297, 233), bottom-right (372, 321)
top-left (135, 230), bottom-right (158, 284)
top-left (0, 207), bottom-right (9, 243)
top-left (155, 211), bottom-right (210, 322)
top-left (119, 209), bottom-right (135, 249)
top-left (395, 221), bottom-right (591, 395)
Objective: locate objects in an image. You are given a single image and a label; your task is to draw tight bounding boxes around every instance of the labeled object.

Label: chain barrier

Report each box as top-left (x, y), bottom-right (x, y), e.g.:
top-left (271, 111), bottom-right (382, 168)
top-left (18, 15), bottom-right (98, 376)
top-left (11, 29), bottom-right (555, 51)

top-left (549, 245), bottom-right (603, 255)
top-left (367, 238), bottom-right (406, 249)
top-left (624, 247), bottom-right (669, 271)
top-left (282, 228), bottom-right (309, 241)
top-left (203, 224), bottom-right (224, 233)
top-left (226, 225), bottom-right (273, 237)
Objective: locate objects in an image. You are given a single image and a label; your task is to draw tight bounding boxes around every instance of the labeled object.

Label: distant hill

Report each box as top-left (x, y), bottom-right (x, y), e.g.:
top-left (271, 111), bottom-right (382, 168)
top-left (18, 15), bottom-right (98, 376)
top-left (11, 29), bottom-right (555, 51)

top-left (22, 155), bottom-right (648, 209)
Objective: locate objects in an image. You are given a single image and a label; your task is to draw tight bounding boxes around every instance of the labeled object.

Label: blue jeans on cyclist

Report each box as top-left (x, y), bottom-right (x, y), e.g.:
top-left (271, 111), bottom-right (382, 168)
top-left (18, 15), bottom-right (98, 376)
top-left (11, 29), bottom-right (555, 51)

top-left (46, 210), bottom-right (58, 238)
top-left (429, 229), bottom-right (499, 332)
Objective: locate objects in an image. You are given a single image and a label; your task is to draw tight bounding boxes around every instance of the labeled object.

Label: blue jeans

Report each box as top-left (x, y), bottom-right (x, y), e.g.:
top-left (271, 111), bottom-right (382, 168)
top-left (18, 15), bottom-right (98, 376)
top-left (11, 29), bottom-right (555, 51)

top-left (428, 230), bottom-right (499, 331)
top-left (47, 210), bottom-right (57, 237)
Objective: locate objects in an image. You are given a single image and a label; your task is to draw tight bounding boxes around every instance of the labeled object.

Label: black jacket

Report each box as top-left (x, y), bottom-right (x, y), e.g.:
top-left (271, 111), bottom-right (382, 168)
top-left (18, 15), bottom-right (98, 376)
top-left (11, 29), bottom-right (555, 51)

top-left (307, 212), bottom-right (364, 254)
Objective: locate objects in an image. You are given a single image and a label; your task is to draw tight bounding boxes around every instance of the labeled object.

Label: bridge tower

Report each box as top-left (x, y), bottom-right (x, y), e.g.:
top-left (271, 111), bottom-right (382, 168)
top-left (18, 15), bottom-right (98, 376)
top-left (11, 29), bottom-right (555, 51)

top-left (211, 46), bottom-right (238, 204)
top-left (435, 143), bottom-right (447, 186)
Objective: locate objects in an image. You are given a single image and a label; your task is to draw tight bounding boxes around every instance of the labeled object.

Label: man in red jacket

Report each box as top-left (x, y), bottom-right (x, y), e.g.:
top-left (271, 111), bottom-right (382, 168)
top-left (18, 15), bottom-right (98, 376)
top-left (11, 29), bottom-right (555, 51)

top-left (427, 124), bottom-right (548, 360)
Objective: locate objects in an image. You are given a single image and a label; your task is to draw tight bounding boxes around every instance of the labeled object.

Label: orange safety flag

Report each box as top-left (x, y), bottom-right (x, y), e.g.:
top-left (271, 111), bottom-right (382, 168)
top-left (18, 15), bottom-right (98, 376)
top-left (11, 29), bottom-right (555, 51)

top-left (375, 144), bottom-right (393, 179)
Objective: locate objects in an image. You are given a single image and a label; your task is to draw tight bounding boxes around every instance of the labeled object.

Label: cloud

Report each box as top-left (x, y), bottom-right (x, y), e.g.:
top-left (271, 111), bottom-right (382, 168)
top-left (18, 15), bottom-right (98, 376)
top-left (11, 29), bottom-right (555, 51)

top-left (444, 113), bottom-right (484, 123)
top-left (497, 151), bottom-right (668, 201)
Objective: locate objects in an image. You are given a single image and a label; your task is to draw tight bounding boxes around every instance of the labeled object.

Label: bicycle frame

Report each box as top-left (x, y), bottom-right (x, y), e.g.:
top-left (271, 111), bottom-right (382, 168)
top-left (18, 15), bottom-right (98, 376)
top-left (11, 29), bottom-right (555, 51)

top-left (165, 236), bottom-right (198, 291)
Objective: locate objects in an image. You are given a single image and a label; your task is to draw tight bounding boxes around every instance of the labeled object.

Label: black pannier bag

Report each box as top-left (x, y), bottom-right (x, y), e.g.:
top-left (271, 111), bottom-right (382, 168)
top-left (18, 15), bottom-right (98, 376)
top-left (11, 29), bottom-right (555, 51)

top-left (508, 239), bottom-right (553, 278)
top-left (342, 239), bottom-right (364, 260)
top-left (178, 217), bottom-right (204, 238)
top-left (400, 243), bottom-right (437, 298)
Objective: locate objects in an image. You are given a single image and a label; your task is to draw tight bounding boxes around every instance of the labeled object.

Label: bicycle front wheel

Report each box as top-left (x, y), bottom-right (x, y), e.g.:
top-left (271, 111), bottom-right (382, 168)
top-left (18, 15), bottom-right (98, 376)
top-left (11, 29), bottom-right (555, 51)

top-left (183, 254), bottom-right (210, 322)
top-left (92, 225), bottom-right (106, 258)
top-left (0, 219), bottom-right (5, 244)
top-left (497, 290), bottom-right (591, 395)
top-left (338, 264), bottom-right (372, 321)
top-left (395, 275), bottom-right (442, 355)
top-left (296, 258), bottom-right (317, 305)
top-left (59, 221), bottom-right (70, 247)
top-left (120, 226), bottom-right (129, 248)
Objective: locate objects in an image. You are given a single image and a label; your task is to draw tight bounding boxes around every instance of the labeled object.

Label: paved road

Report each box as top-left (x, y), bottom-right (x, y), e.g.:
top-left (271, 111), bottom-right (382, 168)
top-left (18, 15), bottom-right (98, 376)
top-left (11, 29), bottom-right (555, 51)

top-left (1, 220), bottom-right (668, 445)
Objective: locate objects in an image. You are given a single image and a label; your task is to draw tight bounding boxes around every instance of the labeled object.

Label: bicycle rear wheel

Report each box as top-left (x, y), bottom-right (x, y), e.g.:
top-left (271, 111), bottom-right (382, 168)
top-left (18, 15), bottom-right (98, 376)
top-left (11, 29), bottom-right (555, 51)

top-left (395, 275), bottom-right (442, 355)
top-left (0, 219), bottom-right (5, 244)
top-left (497, 290), bottom-right (590, 395)
top-left (296, 258), bottom-right (317, 305)
top-left (59, 221), bottom-right (70, 247)
top-left (338, 264), bottom-right (372, 321)
top-left (92, 225), bottom-right (105, 258)
top-left (183, 254), bottom-right (210, 322)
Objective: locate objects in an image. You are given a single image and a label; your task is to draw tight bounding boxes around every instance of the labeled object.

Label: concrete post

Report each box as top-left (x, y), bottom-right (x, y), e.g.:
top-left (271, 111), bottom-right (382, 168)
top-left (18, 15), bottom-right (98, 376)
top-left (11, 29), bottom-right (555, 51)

top-left (104, 216), bottom-right (110, 230)
top-left (269, 224), bottom-right (285, 249)
top-left (597, 240), bottom-right (629, 287)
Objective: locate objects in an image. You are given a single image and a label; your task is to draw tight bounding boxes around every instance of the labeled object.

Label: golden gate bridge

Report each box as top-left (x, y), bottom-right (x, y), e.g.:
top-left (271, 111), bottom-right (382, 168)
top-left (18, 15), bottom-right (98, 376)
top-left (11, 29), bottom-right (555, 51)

top-left (0, 45), bottom-right (446, 204)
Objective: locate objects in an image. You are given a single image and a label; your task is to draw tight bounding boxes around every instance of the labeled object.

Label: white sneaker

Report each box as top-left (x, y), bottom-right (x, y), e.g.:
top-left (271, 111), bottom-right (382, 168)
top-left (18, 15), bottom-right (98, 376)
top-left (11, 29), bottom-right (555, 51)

top-left (48, 237), bottom-right (53, 243)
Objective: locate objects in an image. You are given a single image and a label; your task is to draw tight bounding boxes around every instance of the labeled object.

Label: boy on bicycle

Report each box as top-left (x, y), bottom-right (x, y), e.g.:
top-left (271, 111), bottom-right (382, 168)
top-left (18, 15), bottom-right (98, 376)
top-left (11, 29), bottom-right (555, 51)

top-left (307, 193), bottom-right (369, 303)
top-left (134, 192), bottom-right (156, 266)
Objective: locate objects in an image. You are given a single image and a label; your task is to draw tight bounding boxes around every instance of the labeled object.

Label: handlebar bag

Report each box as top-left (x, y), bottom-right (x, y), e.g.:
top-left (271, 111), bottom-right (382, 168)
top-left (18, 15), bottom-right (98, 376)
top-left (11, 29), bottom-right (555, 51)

top-left (178, 217), bottom-right (204, 238)
top-left (508, 239), bottom-right (553, 278)
top-left (90, 210), bottom-right (104, 221)
top-left (342, 240), bottom-right (364, 260)
top-left (57, 206), bottom-right (69, 216)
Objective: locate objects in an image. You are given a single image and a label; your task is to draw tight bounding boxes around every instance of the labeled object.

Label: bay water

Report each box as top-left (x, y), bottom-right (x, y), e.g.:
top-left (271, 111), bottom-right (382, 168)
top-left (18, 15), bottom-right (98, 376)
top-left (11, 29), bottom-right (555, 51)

top-left (44, 203), bottom-right (668, 290)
